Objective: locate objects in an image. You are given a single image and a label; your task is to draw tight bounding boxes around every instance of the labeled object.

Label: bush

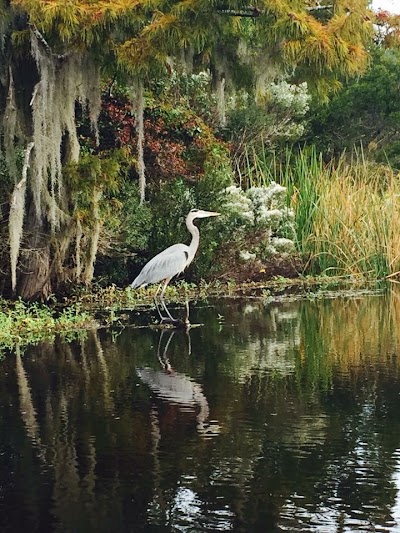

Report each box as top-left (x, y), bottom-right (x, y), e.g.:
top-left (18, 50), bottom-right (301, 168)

top-left (225, 81), bottom-right (310, 177)
top-left (150, 71), bottom-right (217, 124)
top-left (221, 182), bottom-right (296, 262)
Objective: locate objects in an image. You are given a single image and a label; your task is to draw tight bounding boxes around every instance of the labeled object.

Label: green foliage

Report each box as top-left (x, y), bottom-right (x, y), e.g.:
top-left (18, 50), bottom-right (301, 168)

top-left (120, 185), bottom-right (153, 251)
top-left (64, 150), bottom-right (126, 223)
top-left (195, 146), bottom-right (233, 209)
top-left (91, 180), bottom-right (154, 287)
top-left (0, 299), bottom-right (93, 355)
top-left (0, 152), bottom-right (12, 192)
top-left (150, 71), bottom-right (217, 124)
top-left (66, 151), bottom-right (122, 191)
top-left (0, 145), bottom-right (25, 195)
top-left (278, 147), bottom-right (323, 256)
top-left (226, 81), bottom-right (311, 177)
top-left (306, 47), bottom-right (400, 169)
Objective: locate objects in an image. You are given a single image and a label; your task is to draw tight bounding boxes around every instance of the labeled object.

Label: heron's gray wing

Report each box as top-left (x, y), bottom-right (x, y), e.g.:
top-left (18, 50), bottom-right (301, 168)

top-left (132, 244), bottom-right (190, 287)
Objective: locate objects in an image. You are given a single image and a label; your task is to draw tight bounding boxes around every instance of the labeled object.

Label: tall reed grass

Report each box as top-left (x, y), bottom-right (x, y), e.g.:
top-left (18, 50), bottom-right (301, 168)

top-left (237, 145), bottom-right (400, 280)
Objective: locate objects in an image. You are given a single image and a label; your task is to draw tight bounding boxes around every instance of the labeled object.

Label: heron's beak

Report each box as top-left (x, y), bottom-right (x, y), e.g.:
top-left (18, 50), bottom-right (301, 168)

top-left (194, 209), bottom-right (221, 219)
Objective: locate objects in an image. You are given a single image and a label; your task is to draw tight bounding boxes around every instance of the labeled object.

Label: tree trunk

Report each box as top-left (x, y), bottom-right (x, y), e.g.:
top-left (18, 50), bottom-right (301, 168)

top-left (133, 79), bottom-right (146, 204)
top-left (215, 73), bottom-right (226, 127)
top-left (211, 58), bottom-right (227, 127)
top-left (17, 212), bottom-right (52, 300)
top-left (82, 189), bottom-right (102, 285)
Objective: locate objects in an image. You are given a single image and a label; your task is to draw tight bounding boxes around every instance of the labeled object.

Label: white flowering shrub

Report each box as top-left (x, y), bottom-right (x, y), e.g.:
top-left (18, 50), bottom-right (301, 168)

top-left (223, 185), bottom-right (254, 225)
top-left (267, 81), bottom-right (310, 118)
top-left (227, 80), bottom-right (311, 144)
top-left (222, 182), bottom-right (296, 259)
top-left (271, 237), bottom-right (295, 254)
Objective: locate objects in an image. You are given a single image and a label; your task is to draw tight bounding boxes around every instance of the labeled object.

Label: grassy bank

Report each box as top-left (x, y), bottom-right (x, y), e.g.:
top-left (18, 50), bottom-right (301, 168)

top-left (0, 276), bottom-right (383, 357)
top-left (70, 275), bottom-right (380, 318)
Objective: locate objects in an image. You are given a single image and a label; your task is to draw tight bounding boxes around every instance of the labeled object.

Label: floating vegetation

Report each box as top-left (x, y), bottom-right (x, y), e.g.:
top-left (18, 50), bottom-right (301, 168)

top-left (0, 300), bottom-right (95, 358)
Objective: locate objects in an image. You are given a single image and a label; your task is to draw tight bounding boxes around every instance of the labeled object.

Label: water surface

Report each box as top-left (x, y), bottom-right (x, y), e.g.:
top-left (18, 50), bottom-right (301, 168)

top-left (1, 293), bottom-right (400, 531)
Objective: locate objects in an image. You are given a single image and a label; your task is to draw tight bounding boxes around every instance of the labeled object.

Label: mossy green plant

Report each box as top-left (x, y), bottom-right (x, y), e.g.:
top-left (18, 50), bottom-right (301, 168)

top-left (0, 300), bottom-right (95, 358)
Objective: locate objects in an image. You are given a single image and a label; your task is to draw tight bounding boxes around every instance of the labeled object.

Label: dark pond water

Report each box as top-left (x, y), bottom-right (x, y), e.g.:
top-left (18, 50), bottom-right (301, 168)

top-left (2, 293), bottom-right (400, 532)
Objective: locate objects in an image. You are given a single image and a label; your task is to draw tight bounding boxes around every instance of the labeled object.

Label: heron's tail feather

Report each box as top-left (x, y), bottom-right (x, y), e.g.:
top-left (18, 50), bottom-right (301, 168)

top-left (131, 274), bottom-right (146, 289)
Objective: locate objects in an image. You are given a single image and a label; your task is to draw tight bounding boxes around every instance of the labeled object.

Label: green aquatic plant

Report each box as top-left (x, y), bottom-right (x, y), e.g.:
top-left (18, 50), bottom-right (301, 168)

top-left (305, 155), bottom-right (400, 279)
top-left (0, 300), bottom-right (95, 357)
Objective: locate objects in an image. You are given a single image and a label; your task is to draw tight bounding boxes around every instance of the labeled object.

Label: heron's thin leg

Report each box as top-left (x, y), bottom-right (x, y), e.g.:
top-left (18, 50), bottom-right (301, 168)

top-left (185, 327), bottom-right (192, 356)
top-left (183, 300), bottom-right (190, 325)
top-left (154, 283), bottom-right (167, 321)
top-left (163, 329), bottom-right (175, 358)
top-left (160, 278), bottom-right (176, 322)
top-left (157, 330), bottom-right (174, 371)
top-left (162, 331), bottom-right (174, 372)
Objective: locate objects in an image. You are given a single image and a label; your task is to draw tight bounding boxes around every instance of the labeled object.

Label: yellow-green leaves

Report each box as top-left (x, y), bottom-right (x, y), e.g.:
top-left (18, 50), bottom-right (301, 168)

top-left (10, 0), bottom-right (373, 91)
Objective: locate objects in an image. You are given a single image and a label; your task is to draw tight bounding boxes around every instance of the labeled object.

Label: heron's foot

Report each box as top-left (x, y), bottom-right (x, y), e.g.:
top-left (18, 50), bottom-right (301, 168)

top-left (160, 317), bottom-right (190, 329)
top-left (160, 317), bottom-right (179, 325)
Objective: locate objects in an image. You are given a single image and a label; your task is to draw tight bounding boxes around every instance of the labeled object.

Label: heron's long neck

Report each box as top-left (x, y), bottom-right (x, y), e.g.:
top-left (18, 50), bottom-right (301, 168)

top-left (187, 217), bottom-right (200, 264)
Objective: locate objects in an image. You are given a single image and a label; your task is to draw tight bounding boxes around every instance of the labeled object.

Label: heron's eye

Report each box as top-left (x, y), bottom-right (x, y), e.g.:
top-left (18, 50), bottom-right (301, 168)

top-left (190, 208), bottom-right (199, 213)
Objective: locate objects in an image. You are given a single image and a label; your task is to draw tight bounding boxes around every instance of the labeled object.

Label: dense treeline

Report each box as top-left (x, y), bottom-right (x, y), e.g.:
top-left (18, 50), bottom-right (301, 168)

top-left (307, 46), bottom-right (400, 167)
top-left (0, 0), bottom-right (399, 299)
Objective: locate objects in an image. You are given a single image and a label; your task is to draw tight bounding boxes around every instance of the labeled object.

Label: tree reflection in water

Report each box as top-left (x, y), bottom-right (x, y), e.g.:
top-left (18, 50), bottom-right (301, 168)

top-left (1, 294), bottom-right (400, 531)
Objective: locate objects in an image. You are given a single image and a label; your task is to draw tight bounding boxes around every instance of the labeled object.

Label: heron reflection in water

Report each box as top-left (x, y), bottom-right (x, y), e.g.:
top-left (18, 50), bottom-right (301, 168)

top-left (131, 209), bottom-right (220, 326)
top-left (136, 330), bottom-right (220, 437)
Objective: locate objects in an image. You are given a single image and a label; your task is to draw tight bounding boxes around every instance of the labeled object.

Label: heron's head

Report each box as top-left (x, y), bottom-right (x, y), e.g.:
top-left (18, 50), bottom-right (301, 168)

top-left (187, 208), bottom-right (220, 221)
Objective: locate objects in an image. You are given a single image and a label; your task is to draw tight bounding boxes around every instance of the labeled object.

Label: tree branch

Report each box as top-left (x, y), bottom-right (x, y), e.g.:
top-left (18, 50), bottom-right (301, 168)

top-left (29, 24), bottom-right (70, 60)
top-left (216, 7), bottom-right (261, 18)
top-left (217, 4), bottom-right (333, 18)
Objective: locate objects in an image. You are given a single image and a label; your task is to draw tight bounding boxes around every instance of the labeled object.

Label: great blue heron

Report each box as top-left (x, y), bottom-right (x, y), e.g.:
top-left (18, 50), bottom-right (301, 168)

top-left (131, 208), bottom-right (220, 323)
